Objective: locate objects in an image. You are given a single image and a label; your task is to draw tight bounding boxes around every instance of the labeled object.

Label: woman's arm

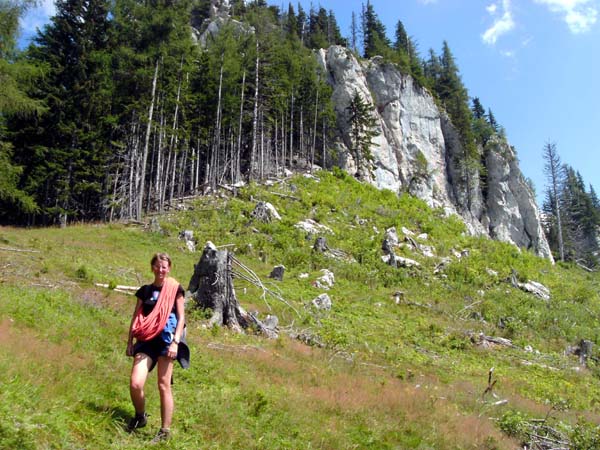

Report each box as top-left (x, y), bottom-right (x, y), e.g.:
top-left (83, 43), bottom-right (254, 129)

top-left (126, 298), bottom-right (143, 356)
top-left (167, 293), bottom-right (185, 359)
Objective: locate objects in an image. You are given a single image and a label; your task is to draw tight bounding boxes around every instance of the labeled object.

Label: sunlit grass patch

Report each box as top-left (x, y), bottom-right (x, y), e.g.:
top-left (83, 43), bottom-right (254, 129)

top-left (2, 171), bottom-right (600, 448)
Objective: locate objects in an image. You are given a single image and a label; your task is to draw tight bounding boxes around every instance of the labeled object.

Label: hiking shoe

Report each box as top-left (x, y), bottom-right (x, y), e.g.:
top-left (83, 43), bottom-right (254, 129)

top-left (151, 428), bottom-right (170, 443)
top-left (127, 412), bottom-right (148, 431)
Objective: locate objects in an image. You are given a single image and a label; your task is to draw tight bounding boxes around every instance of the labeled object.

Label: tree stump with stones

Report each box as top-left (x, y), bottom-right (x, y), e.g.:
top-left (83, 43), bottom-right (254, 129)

top-left (187, 241), bottom-right (278, 338)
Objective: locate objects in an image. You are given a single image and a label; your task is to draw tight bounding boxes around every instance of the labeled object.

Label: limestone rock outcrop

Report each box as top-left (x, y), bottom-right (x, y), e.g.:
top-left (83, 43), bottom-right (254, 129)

top-left (317, 45), bottom-right (552, 259)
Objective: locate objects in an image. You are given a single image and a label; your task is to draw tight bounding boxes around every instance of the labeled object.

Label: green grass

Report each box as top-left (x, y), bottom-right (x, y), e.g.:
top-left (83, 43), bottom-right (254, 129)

top-left (2, 170), bottom-right (600, 448)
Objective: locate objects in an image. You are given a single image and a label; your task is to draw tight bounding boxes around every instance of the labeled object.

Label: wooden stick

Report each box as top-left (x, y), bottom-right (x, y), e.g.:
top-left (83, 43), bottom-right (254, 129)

top-left (0, 246), bottom-right (40, 253)
top-left (267, 191), bottom-right (301, 201)
top-left (94, 283), bottom-right (138, 291)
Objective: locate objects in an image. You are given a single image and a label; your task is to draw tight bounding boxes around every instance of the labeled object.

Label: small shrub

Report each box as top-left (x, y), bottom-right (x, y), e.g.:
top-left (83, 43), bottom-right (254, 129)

top-left (249, 391), bottom-right (269, 417)
top-left (570, 417), bottom-right (600, 449)
top-left (572, 285), bottom-right (596, 304)
top-left (282, 248), bottom-right (310, 269)
top-left (332, 166), bottom-right (349, 180)
top-left (439, 332), bottom-right (469, 350)
top-left (499, 410), bottom-right (528, 439)
top-left (75, 265), bottom-right (90, 281)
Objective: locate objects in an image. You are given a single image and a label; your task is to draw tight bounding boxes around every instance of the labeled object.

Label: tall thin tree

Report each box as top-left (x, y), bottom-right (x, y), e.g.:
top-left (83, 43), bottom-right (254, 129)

top-left (543, 141), bottom-right (565, 261)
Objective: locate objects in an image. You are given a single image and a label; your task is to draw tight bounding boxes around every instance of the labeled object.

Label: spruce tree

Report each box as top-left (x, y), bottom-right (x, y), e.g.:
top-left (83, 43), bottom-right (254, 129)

top-left (296, 3), bottom-right (307, 45)
top-left (362, 1), bottom-right (391, 59)
top-left (434, 42), bottom-right (480, 208)
top-left (346, 90), bottom-right (379, 178)
top-left (0, 0), bottom-right (46, 221)
top-left (471, 97), bottom-right (485, 120)
top-left (10, 0), bottom-right (114, 224)
top-left (487, 108), bottom-right (499, 132)
top-left (471, 98), bottom-right (494, 146)
top-left (327, 10), bottom-right (345, 46)
top-left (392, 20), bottom-right (410, 72)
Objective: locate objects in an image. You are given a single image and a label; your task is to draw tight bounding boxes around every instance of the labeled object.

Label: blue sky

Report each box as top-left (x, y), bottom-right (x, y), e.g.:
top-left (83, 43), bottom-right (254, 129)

top-left (19, 0), bottom-right (600, 203)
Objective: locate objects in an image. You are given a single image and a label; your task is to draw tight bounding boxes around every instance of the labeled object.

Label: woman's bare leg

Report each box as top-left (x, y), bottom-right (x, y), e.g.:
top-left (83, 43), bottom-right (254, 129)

top-left (130, 353), bottom-right (152, 415)
top-left (156, 356), bottom-right (175, 429)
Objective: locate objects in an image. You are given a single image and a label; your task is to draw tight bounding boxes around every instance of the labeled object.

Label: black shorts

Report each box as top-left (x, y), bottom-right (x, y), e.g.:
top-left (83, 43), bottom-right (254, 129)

top-left (133, 335), bottom-right (169, 372)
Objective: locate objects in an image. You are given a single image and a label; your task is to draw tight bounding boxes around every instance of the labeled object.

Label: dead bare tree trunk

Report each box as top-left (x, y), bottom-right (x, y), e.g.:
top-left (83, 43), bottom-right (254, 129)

top-left (281, 109), bottom-right (286, 170)
top-left (259, 107), bottom-right (264, 179)
top-left (311, 85), bottom-right (319, 171)
top-left (212, 53), bottom-right (224, 190)
top-left (299, 105), bottom-right (304, 165)
top-left (236, 70), bottom-right (246, 184)
top-left (289, 92), bottom-right (294, 169)
top-left (137, 57), bottom-right (160, 220)
top-left (322, 116), bottom-right (326, 168)
top-left (168, 150), bottom-right (177, 206)
top-left (249, 40), bottom-right (260, 180)
top-left (274, 116), bottom-right (279, 175)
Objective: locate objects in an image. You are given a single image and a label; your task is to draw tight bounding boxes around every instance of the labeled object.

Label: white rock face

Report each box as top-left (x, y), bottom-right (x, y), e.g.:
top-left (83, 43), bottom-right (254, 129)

top-left (294, 219), bottom-right (334, 235)
top-left (482, 139), bottom-right (552, 259)
top-left (318, 46), bottom-right (552, 260)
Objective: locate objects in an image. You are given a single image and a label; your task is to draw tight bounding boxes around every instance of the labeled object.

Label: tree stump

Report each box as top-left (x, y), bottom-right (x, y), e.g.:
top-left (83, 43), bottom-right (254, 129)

top-left (251, 201), bottom-right (281, 223)
top-left (579, 339), bottom-right (593, 366)
top-left (381, 237), bottom-right (394, 256)
top-left (269, 265), bottom-right (285, 281)
top-left (381, 238), bottom-right (397, 267)
top-left (313, 236), bottom-right (328, 253)
top-left (187, 241), bottom-right (245, 332)
top-left (187, 241), bottom-right (278, 338)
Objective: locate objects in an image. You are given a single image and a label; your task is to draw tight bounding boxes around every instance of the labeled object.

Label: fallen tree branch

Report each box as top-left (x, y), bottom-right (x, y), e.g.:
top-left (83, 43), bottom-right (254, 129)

top-left (456, 299), bottom-right (485, 318)
top-left (0, 246), bottom-right (40, 253)
top-left (231, 255), bottom-right (300, 317)
top-left (206, 342), bottom-right (266, 353)
top-left (114, 289), bottom-right (135, 295)
top-left (481, 367), bottom-right (497, 399)
top-left (575, 259), bottom-right (595, 272)
top-left (268, 191), bottom-right (301, 201)
top-left (469, 332), bottom-right (516, 348)
top-left (95, 283), bottom-right (138, 291)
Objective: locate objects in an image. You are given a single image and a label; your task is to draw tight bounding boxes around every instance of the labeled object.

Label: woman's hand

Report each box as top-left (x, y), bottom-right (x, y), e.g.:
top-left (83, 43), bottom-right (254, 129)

top-left (126, 341), bottom-right (134, 357)
top-left (167, 342), bottom-right (178, 359)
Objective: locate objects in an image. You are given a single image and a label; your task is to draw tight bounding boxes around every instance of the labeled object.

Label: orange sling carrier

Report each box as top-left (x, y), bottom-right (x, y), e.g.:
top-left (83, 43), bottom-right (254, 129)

top-left (131, 277), bottom-right (179, 342)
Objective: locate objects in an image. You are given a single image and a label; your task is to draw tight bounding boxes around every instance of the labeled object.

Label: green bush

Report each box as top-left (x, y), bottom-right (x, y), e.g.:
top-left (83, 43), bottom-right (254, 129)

top-left (570, 418), bottom-right (600, 450)
top-left (499, 410), bottom-right (528, 439)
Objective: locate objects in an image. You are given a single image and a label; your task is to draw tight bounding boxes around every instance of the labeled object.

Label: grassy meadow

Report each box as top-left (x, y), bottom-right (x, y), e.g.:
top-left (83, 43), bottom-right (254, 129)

top-left (2, 170), bottom-right (600, 449)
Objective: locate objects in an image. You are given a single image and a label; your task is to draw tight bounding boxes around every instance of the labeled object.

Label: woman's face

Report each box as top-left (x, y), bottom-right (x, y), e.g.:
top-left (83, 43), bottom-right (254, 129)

top-left (152, 259), bottom-right (171, 282)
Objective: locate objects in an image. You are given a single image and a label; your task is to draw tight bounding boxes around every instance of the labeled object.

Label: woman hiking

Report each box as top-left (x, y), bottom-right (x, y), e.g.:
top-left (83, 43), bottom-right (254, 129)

top-left (126, 252), bottom-right (189, 443)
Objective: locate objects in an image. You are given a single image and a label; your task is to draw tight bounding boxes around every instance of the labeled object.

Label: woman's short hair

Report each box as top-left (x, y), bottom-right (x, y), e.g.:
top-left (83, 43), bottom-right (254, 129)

top-left (151, 252), bottom-right (172, 267)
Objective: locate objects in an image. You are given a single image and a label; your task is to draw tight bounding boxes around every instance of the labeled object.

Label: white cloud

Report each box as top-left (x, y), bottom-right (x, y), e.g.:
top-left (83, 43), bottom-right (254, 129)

top-left (487, 4), bottom-right (498, 14)
top-left (533, 0), bottom-right (598, 33)
top-left (19, 0), bottom-right (55, 37)
top-left (482, 0), bottom-right (516, 45)
top-left (418, 0), bottom-right (438, 4)
top-left (500, 49), bottom-right (515, 57)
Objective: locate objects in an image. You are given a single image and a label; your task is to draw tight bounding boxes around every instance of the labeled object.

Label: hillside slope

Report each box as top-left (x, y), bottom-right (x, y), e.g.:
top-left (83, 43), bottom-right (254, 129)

top-left (1, 171), bottom-right (600, 449)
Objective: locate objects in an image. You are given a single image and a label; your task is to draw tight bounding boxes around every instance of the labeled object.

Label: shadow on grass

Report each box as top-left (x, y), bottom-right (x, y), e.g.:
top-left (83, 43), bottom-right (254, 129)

top-left (85, 401), bottom-right (132, 429)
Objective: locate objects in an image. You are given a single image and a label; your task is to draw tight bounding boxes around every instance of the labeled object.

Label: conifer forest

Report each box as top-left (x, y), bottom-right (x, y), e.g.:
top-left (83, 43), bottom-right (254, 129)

top-left (2, 0), bottom-right (599, 266)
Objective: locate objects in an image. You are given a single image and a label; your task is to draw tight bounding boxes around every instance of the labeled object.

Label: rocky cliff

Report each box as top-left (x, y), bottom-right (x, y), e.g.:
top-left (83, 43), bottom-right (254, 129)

top-left (193, 3), bottom-right (552, 260)
top-left (317, 45), bottom-right (552, 260)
